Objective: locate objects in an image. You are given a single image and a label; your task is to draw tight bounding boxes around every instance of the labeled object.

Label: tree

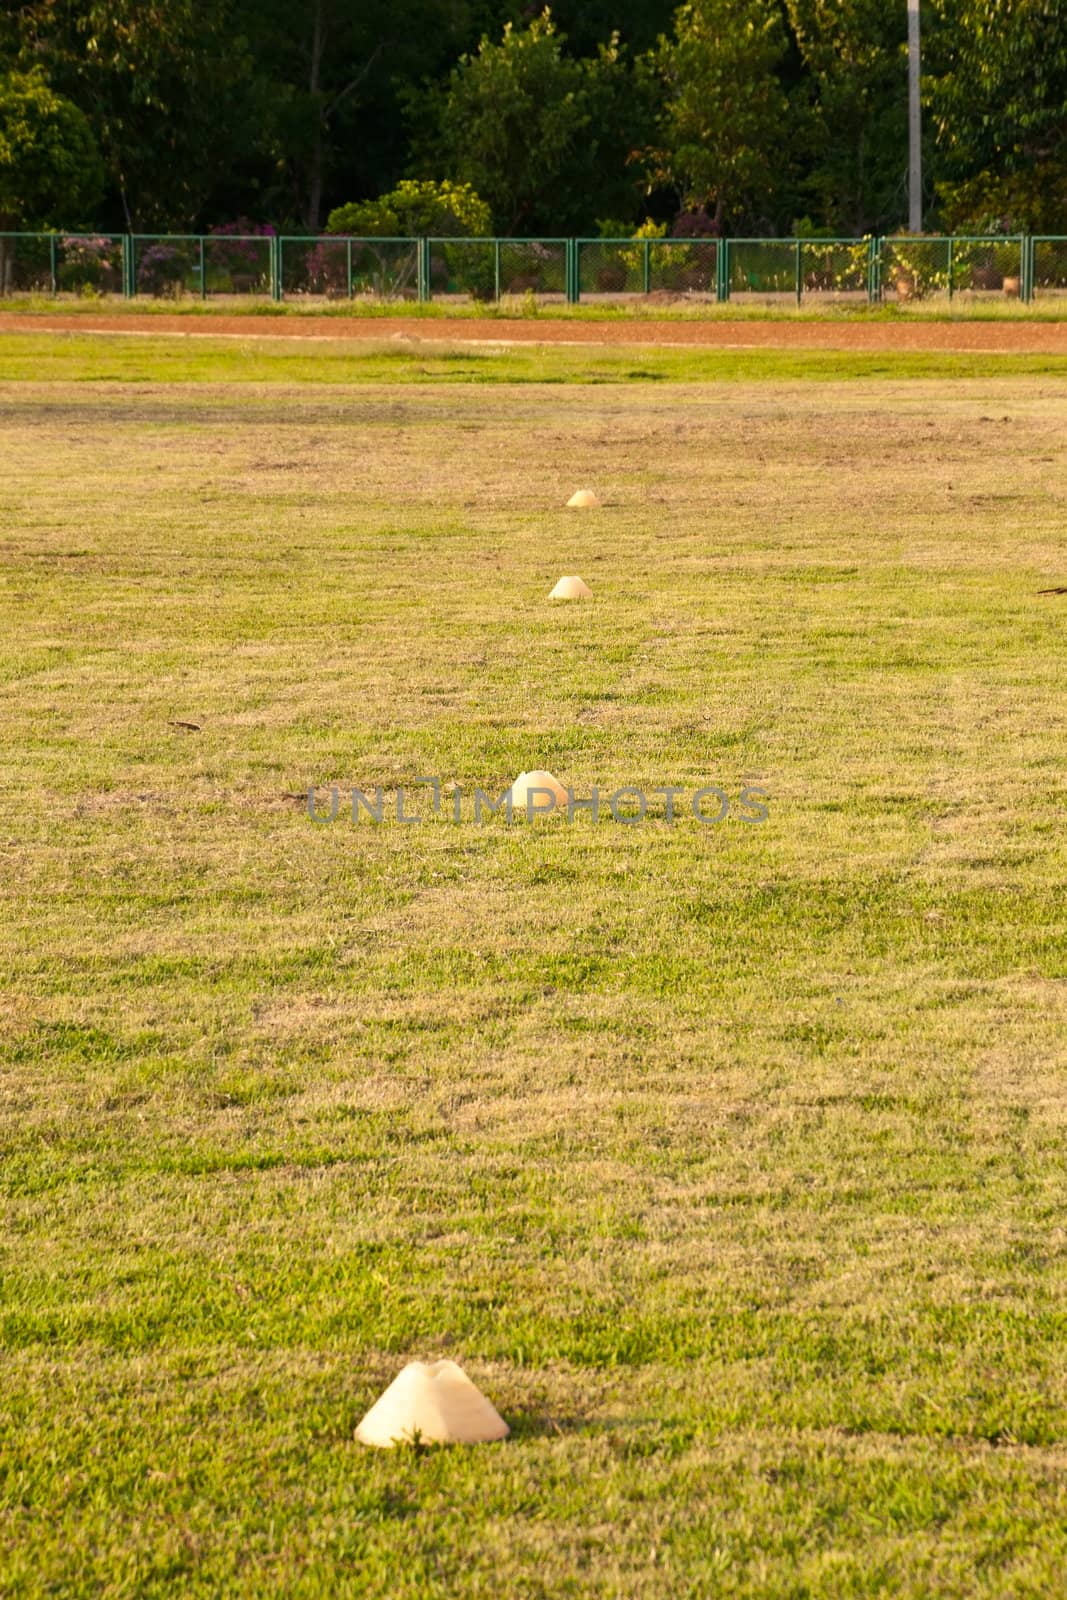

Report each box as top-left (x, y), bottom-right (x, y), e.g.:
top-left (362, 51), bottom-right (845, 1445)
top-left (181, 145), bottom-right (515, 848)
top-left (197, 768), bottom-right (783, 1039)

top-left (326, 179), bottom-right (491, 237)
top-left (435, 11), bottom-right (652, 234)
top-left (12, 0), bottom-right (259, 230)
top-left (0, 68), bottom-right (103, 227)
top-left (231, 0), bottom-right (481, 232)
top-left (651, 0), bottom-right (789, 232)
top-left (925, 0), bottom-right (1067, 231)
top-left (546, 0), bottom-right (676, 55)
top-left (783, 0), bottom-right (908, 235)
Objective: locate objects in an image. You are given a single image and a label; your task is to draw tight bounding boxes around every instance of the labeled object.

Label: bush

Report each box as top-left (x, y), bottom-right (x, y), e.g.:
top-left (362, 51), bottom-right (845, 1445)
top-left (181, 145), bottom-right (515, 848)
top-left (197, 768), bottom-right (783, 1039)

top-left (325, 181), bottom-right (491, 240)
top-left (670, 207), bottom-right (720, 239)
top-left (207, 220), bottom-right (274, 288)
top-left (57, 236), bottom-right (121, 293)
top-left (136, 242), bottom-right (192, 296)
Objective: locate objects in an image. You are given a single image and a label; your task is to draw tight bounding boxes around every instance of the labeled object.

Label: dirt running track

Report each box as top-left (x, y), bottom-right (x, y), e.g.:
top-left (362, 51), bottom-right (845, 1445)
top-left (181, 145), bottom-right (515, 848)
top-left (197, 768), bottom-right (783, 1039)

top-left (1, 310), bottom-right (1067, 353)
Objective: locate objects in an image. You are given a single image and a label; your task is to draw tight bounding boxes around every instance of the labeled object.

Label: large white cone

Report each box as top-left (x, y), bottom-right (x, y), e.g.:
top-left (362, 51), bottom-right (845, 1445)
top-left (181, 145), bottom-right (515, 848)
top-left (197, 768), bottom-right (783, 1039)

top-left (356, 1360), bottom-right (509, 1448)
top-left (507, 770), bottom-right (569, 813)
top-left (566, 489), bottom-right (601, 508)
top-left (549, 575), bottom-right (592, 600)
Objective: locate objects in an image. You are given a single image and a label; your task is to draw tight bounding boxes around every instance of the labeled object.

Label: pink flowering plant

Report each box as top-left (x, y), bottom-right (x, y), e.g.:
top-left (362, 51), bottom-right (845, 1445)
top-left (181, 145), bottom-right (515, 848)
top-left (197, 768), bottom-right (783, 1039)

top-left (58, 235), bottom-right (122, 291)
top-left (206, 220), bottom-right (274, 288)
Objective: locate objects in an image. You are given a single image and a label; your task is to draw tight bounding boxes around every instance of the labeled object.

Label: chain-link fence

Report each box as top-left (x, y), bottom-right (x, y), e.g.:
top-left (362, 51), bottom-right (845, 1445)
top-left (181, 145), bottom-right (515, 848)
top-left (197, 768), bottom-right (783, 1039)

top-left (877, 236), bottom-right (1026, 301)
top-left (280, 237), bottom-right (420, 300)
top-left (577, 238), bottom-right (718, 299)
top-left (1032, 238), bottom-right (1067, 300)
top-left (426, 238), bottom-right (568, 303)
top-left (2, 230), bottom-right (1061, 306)
top-left (0, 232), bottom-right (126, 295)
top-left (798, 241), bottom-right (871, 303)
top-left (130, 234), bottom-right (274, 297)
top-left (724, 240), bottom-right (872, 303)
top-left (425, 236), bottom-right (572, 302)
top-left (727, 240), bottom-right (797, 301)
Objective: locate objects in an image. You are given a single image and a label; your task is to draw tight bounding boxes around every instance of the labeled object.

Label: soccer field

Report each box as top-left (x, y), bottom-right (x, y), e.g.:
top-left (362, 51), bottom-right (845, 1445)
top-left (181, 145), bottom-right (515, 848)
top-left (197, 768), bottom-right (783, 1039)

top-left (1, 334), bottom-right (1065, 1597)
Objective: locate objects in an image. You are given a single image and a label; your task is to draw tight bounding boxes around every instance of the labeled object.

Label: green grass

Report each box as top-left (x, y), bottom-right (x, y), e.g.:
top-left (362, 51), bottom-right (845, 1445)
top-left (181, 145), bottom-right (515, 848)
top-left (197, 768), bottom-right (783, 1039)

top-left (3, 330), bottom-right (1067, 387)
top-left (1, 341), bottom-right (1065, 1597)
top-left (5, 288), bottom-right (1067, 320)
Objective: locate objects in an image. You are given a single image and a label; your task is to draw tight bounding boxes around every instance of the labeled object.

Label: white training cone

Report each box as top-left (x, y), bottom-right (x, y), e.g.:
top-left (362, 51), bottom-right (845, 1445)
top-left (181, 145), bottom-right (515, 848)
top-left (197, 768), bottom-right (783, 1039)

top-left (507, 770), bottom-right (569, 815)
top-left (549, 575), bottom-right (592, 600)
top-left (566, 489), bottom-right (601, 508)
top-left (356, 1360), bottom-right (509, 1448)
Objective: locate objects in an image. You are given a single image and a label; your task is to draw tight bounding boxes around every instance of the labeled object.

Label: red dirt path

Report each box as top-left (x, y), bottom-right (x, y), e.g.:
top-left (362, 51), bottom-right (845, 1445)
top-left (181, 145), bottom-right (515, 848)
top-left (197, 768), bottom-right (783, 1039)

top-left (1, 310), bottom-right (1066, 353)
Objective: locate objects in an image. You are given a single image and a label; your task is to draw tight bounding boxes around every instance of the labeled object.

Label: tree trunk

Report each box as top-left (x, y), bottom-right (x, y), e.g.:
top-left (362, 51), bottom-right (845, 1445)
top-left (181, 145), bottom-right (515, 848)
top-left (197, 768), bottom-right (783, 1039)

top-left (0, 214), bottom-right (15, 296)
top-left (305, 0), bottom-right (325, 234)
top-left (306, 146), bottom-right (324, 235)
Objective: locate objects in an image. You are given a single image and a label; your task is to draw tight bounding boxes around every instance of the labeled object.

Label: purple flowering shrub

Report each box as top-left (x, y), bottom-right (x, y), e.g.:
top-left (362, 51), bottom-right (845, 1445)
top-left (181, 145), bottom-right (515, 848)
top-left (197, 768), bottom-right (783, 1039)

top-left (136, 242), bottom-right (192, 296)
top-left (206, 220), bottom-right (274, 286)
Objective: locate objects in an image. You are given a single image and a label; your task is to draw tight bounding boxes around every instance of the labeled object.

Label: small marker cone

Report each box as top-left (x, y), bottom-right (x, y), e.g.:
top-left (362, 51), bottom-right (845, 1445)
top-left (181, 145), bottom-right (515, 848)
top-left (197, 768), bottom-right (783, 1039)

top-left (507, 770), bottom-right (569, 813)
top-left (566, 489), bottom-right (601, 508)
top-left (549, 575), bottom-right (592, 600)
top-left (356, 1360), bottom-right (509, 1448)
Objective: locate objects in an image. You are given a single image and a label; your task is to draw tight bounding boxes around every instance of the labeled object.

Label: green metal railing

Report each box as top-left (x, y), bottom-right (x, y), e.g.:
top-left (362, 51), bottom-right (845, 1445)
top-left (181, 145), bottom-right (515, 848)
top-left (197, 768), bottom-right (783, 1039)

top-left (1, 230), bottom-right (1061, 305)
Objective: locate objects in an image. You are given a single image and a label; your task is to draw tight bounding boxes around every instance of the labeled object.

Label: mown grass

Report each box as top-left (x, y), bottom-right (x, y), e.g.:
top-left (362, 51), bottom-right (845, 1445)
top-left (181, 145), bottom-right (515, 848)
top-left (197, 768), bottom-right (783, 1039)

top-left (3, 330), bottom-right (1067, 387)
top-left (4, 289), bottom-right (1067, 321)
top-left (0, 346), bottom-right (1065, 1596)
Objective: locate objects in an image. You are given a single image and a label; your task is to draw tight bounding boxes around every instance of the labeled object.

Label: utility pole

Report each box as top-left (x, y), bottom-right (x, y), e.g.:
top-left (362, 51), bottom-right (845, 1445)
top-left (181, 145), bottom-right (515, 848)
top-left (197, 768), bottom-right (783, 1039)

top-left (908, 0), bottom-right (922, 232)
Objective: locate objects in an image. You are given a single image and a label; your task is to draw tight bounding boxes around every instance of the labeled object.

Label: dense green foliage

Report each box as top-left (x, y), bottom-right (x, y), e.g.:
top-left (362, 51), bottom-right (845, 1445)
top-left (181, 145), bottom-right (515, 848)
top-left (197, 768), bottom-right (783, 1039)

top-left (650, 0), bottom-right (790, 231)
top-left (0, 67), bottom-right (102, 227)
top-left (926, 0), bottom-right (1067, 232)
top-left (0, 1), bottom-right (1063, 236)
top-left (326, 180), bottom-right (492, 239)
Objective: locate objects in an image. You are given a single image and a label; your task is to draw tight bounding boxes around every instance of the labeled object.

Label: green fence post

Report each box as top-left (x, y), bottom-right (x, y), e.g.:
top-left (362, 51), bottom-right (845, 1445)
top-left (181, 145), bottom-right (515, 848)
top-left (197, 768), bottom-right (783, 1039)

top-left (271, 236), bottom-right (281, 302)
top-left (947, 236), bottom-right (953, 301)
top-left (795, 239), bottom-right (802, 306)
top-left (566, 238), bottom-right (578, 305)
top-left (867, 237), bottom-right (879, 304)
top-left (1022, 235), bottom-right (1033, 302)
top-left (346, 237), bottom-right (353, 299)
top-left (493, 239), bottom-right (501, 303)
top-left (1030, 234), bottom-right (1037, 301)
top-left (718, 239), bottom-right (730, 302)
top-left (199, 236), bottom-right (206, 300)
top-left (49, 233), bottom-right (57, 296)
top-left (643, 238), bottom-right (651, 295)
top-left (1030, 235), bottom-right (1037, 302)
top-left (121, 234), bottom-right (131, 299)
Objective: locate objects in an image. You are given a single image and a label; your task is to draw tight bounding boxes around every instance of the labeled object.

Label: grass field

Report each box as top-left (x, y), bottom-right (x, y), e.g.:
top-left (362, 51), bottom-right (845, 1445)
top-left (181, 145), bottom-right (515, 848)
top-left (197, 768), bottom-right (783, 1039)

top-left (1, 334), bottom-right (1065, 1597)
top-left (4, 290), bottom-right (1067, 321)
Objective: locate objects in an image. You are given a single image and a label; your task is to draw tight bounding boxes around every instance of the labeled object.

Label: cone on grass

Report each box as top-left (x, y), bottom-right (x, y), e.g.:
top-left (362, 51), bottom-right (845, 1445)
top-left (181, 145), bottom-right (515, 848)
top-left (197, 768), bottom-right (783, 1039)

top-left (566, 489), bottom-right (601, 508)
top-left (356, 1360), bottom-right (509, 1448)
top-left (507, 770), bottom-right (569, 813)
top-left (549, 575), bottom-right (592, 600)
